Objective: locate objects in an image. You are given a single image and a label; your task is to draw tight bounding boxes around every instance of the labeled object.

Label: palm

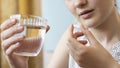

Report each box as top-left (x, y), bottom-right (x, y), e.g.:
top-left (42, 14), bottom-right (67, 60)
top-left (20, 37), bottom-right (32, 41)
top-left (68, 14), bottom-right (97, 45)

top-left (6, 54), bottom-right (29, 68)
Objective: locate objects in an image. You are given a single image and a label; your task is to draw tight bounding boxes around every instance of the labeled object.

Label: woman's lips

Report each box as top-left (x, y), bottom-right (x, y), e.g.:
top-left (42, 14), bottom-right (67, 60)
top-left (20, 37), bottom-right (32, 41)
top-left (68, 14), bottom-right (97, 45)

top-left (79, 9), bottom-right (94, 19)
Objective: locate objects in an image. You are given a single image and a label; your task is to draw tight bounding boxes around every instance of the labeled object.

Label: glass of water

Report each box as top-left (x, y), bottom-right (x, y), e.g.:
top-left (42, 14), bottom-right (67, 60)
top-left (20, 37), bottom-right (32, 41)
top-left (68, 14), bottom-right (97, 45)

top-left (10, 14), bottom-right (47, 56)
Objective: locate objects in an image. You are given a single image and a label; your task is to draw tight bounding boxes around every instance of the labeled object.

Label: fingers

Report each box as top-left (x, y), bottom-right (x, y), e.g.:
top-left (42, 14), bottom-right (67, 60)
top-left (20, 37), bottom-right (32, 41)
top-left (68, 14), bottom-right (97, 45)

top-left (1, 19), bottom-right (25, 56)
top-left (2, 35), bottom-right (25, 52)
top-left (5, 42), bottom-right (21, 56)
top-left (0, 19), bottom-right (17, 31)
top-left (62, 24), bottom-right (74, 38)
top-left (67, 38), bottom-right (85, 52)
top-left (67, 38), bottom-right (86, 63)
top-left (78, 40), bottom-right (88, 45)
top-left (67, 24), bottom-right (87, 52)
top-left (80, 24), bottom-right (98, 45)
top-left (73, 32), bottom-right (84, 39)
top-left (67, 38), bottom-right (89, 67)
top-left (68, 24), bottom-right (74, 36)
top-left (1, 26), bottom-right (24, 40)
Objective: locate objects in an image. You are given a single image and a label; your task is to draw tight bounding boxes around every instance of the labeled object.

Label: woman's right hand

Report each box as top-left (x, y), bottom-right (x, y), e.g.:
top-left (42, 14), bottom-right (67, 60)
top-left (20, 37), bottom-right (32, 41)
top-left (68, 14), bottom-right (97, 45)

top-left (1, 19), bottom-right (29, 68)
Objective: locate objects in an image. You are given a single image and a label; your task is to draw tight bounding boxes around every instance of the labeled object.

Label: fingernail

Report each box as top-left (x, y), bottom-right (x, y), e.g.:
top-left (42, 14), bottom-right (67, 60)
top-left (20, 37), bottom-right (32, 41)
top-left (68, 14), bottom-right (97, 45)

top-left (17, 26), bottom-right (23, 30)
top-left (16, 42), bottom-right (20, 45)
top-left (11, 19), bottom-right (16, 22)
top-left (21, 35), bottom-right (25, 38)
top-left (18, 35), bottom-right (25, 40)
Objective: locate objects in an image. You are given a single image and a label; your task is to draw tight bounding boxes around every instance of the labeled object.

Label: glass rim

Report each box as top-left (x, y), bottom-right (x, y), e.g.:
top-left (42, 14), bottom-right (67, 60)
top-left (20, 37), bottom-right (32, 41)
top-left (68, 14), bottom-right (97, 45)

top-left (10, 14), bottom-right (47, 20)
top-left (10, 14), bottom-right (48, 28)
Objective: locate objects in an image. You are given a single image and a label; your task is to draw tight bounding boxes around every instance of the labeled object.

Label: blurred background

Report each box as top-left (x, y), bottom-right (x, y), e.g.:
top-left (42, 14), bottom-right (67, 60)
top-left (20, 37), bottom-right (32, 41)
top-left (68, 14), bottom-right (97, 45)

top-left (42, 0), bottom-right (75, 68)
top-left (0, 0), bottom-right (120, 68)
top-left (0, 0), bottom-right (43, 68)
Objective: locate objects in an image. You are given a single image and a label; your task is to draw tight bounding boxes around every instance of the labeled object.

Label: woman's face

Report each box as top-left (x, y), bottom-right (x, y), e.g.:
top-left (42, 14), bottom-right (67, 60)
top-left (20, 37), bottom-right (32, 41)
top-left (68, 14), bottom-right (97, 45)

top-left (65, 0), bottom-right (116, 28)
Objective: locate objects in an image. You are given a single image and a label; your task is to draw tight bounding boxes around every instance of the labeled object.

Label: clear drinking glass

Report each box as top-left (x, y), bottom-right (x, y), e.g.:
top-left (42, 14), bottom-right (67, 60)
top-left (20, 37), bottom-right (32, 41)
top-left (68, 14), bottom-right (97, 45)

top-left (10, 14), bottom-right (47, 56)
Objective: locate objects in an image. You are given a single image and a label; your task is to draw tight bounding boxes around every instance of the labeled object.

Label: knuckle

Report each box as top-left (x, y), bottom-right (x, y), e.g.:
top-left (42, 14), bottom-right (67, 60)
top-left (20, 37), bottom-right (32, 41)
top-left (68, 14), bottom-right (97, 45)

top-left (1, 33), bottom-right (4, 40)
top-left (14, 26), bottom-right (24, 34)
top-left (80, 49), bottom-right (88, 56)
top-left (7, 26), bottom-right (18, 37)
top-left (0, 20), bottom-right (9, 30)
top-left (0, 24), bottom-right (4, 31)
top-left (6, 51), bottom-right (11, 56)
top-left (10, 27), bottom-right (16, 35)
top-left (1, 41), bottom-right (7, 50)
top-left (11, 36), bottom-right (24, 43)
top-left (1, 41), bottom-right (5, 47)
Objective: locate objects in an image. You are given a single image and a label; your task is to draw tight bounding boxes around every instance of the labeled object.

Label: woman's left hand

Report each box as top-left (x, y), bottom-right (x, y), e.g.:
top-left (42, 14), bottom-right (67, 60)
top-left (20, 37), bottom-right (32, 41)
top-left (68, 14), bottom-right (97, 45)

top-left (67, 25), bottom-right (119, 68)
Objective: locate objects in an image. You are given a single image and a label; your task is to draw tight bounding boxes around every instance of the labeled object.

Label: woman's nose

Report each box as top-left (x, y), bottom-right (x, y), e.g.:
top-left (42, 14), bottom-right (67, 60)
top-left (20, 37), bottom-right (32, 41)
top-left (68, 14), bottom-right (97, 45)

top-left (74, 0), bottom-right (87, 8)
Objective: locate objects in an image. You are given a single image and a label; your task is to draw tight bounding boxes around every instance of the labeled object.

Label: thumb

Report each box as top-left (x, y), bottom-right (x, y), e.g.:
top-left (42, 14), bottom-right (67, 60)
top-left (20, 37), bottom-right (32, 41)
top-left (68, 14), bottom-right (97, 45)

top-left (80, 24), bottom-right (98, 45)
top-left (67, 24), bottom-right (74, 36)
top-left (46, 25), bottom-right (50, 33)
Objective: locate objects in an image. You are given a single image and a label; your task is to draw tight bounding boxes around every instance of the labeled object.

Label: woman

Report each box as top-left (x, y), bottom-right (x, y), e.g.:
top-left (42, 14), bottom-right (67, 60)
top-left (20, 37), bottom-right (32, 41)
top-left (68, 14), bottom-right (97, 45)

top-left (47, 0), bottom-right (120, 68)
top-left (1, 0), bottom-right (120, 68)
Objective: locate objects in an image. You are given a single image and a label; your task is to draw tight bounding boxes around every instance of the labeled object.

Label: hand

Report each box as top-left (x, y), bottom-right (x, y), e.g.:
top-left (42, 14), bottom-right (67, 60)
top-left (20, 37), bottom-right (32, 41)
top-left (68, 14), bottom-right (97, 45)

top-left (1, 19), bottom-right (29, 68)
top-left (0, 19), bottom-right (50, 68)
top-left (67, 25), bottom-right (118, 68)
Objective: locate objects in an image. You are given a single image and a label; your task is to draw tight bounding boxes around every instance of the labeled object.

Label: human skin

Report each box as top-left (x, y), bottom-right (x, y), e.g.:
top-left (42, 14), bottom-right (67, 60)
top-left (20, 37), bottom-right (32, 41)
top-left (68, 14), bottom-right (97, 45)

top-left (1, 19), bottom-right (50, 68)
top-left (65, 0), bottom-right (120, 68)
top-left (47, 0), bottom-right (120, 68)
top-left (65, 0), bottom-right (116, 28)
